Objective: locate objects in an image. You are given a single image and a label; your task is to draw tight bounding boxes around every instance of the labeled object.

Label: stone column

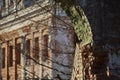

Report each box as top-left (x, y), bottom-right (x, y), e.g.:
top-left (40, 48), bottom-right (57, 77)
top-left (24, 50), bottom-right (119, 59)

top-left (13, 38), bottom-right (17, 80)
top-left (13, 0), bottom-right (16, 11)
top-left (30, 32), bottom-right (35, 79)
top-left (39, 29), bottom-right (43, 79)
top-left (0, 43), bottom-right (2, 80)
top-left (21, 36), bottom-right (26, 80)
top-left (6, 41), bottom-right (9, 80)
top-left (19, 0), bottom-right (24, 9)
top-left (5, 0), bottom-right (9, 14)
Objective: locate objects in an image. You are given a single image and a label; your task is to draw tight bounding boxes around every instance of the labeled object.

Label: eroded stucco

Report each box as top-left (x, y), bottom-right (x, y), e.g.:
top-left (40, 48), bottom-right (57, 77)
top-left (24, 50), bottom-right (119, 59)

top-left (50, 26), bottom-right (75, 79)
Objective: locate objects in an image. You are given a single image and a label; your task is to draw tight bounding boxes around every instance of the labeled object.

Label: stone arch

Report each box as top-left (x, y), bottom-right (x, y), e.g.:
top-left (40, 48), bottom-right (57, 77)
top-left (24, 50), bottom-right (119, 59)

top-left (74, 0), bottom-right (120, 80)
top-left (71, 0), bottom-right (109, 80)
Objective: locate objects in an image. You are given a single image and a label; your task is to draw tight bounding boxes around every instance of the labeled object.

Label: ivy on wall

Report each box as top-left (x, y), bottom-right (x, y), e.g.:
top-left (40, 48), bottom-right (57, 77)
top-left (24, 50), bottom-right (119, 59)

top-left (55, 0), bottom-right (92, 45)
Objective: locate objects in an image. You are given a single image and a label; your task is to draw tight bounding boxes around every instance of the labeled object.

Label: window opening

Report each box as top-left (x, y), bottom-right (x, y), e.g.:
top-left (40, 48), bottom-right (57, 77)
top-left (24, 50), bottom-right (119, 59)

top-left (2, 48), bottom-right (5, 68)
top-left (26, 39), bottom-right (30, 66)
top-left (34, 37), bottom-right (39, 62)
top-left (9, 46), bottom-right (13, 67)
top-left (42, 35), bottom-right (49, 61)
top-left (24, 0), bottom-right (31, 7)
top-left (16, 43), bottom-right (21, 65)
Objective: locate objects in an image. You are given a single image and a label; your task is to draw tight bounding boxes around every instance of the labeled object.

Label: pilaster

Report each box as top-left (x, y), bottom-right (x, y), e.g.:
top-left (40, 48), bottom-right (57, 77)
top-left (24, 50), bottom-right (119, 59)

top-left (21, 36), bottom-right (26, 80)
top-left (0, 43), bottom-right (2, 80)
top-left (13, 38), bottom-right (17, 80)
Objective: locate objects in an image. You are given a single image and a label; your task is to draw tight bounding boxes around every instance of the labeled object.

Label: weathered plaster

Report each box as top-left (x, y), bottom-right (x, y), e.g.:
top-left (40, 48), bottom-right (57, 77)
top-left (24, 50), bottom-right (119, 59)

top-left (50, 19), bottom-right (75, 79)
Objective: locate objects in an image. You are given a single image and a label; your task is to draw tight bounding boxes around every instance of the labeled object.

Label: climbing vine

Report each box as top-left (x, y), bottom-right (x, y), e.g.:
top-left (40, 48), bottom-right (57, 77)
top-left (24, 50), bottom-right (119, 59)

top-left (55, 0), bottom-right (92, 45)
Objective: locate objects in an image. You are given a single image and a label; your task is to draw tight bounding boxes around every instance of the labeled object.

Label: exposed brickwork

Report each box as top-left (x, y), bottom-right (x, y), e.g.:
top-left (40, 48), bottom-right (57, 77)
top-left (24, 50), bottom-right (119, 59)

top-left (71, 43), bottom-right (83, 80)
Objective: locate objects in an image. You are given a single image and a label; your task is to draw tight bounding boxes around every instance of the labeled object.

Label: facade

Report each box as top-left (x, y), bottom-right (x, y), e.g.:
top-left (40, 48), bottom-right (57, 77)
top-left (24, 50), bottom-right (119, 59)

top-left (0, 0), bottom-right (75, 80)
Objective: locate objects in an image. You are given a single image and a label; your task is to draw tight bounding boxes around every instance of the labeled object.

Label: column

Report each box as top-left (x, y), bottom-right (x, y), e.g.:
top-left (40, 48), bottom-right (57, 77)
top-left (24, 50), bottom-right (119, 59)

top-left (21, 36), bottom-right (26, 80)
top-left (6, 41), bottom-right (9, 80)
top-left (0, 43), bottom-right (2, 80)
top-left (39, 29), bottom-right (43, 79)
top-left (30, 32), bottom-right (35, 79)
top-left (5, 0), bottom-right (9, 14)
top-left (13, 0), bottom-right (16, 11)
top-left (13, 38), bottom-right (17, 80)
top-left (19, 0), bottom-right (24, 10)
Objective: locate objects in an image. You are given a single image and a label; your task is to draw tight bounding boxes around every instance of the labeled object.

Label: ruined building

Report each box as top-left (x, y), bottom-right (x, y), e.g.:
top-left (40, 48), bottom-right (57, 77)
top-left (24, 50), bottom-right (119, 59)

top-left (0, 0), bottom-right (75, 80)
top-left (53, 0), bottom-right (120, 80)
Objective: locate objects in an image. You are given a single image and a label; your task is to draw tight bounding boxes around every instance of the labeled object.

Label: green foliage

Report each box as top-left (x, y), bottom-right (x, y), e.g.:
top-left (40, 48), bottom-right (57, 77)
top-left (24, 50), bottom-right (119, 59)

top-left (55, 0), bottom-right (92, 45)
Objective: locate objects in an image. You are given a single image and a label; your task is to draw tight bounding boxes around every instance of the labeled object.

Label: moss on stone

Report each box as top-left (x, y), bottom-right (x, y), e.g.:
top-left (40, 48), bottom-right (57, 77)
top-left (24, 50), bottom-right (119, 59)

top-left (55, 0), bottom-right (92, 45)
